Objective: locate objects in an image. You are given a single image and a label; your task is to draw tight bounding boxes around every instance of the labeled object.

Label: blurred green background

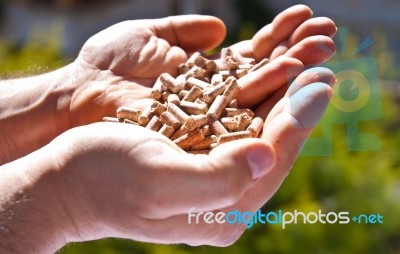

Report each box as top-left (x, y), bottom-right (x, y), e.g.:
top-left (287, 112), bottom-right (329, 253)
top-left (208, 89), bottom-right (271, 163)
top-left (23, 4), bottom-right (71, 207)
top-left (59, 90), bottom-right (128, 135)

top-left (1, 0), bottom-right (399, 253)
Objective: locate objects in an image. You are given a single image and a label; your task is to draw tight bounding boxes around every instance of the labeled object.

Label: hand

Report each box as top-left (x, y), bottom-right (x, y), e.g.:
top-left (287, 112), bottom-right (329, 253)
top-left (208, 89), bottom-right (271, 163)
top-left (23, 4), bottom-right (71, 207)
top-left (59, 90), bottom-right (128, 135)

top-left (68, 4), bottom-right (336, 126)
top-left (43, 66), bottom-right (335, 249)
top-left (0, 64), bottom-right (334, 253)
top-left (68, 15), bottom-right (225, 126)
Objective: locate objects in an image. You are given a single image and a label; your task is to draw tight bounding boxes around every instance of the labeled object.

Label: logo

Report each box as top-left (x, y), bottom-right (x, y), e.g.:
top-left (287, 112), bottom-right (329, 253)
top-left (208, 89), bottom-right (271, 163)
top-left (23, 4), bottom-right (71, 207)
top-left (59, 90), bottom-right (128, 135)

top-left (295, 28), bottom-right (382, 155)
top-left (187, 208), bottom-right (384, 229)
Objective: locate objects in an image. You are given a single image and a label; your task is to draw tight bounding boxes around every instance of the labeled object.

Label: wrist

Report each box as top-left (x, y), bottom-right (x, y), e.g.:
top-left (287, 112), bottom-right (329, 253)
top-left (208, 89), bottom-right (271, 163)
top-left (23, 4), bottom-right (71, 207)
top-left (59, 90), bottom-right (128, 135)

top-left (0, 142), bottom-right (79, 253)
top-left (0, 63), bottom-right (76, 164)
top-left (45, 63), bottom-right (76, 133)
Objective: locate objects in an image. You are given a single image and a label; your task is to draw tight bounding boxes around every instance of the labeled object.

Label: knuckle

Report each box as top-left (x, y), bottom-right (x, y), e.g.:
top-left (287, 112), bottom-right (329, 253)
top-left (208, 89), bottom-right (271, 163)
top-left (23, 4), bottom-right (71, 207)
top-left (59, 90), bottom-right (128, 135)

top-left (133, 180), bottom-right (167, 218)
top-left (186, 224), bottom-right (246, 247)
top-left (209, 224), bottom-right (246, 247)
top-left (134, 191), bottom-right (157, 218)
top-left (218, 176), bottom-right (246, 207)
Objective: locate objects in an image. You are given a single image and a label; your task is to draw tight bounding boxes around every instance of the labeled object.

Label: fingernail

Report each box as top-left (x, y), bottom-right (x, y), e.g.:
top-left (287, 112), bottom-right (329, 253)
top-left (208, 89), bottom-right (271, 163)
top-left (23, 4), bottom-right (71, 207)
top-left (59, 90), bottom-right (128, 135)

top-left (246, 147), bottom-right (274, 180)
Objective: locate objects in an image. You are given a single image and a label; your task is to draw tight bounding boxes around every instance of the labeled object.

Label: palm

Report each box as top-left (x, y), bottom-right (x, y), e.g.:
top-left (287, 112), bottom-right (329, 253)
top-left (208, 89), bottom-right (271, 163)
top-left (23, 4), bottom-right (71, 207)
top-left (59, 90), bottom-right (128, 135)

top-left (69, 22), bottom-right (188, 126)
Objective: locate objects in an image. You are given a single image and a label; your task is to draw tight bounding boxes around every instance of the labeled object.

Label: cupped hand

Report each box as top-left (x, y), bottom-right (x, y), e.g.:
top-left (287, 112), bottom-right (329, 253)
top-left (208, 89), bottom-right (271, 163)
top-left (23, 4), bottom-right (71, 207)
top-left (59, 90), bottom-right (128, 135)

top-left (68, 4), bottom-right (335, 127)
top-left (52, 66), bottom-right (335, 247)
top-left (69, 15), bottom-right (225, 126)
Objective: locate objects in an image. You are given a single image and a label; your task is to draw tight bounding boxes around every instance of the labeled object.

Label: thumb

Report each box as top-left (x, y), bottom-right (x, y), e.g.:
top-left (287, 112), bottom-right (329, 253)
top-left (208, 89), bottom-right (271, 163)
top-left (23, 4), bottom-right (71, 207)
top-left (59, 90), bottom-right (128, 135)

top-left (150, 15), bottom-right (226, 52)
top-left (138, 137), bottom-right (275, 219)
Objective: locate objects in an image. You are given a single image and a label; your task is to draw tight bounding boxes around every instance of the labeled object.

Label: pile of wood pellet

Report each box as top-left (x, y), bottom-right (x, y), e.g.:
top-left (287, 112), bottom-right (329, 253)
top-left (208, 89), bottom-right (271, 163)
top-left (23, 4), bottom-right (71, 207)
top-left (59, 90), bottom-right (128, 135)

top-left (103, 48), bottom-right (268, 154)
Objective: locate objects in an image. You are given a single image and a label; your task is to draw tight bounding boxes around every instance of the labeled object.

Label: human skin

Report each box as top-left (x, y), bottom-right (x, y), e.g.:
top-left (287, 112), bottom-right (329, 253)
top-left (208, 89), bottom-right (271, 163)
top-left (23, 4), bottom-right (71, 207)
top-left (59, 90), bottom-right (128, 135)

top-left (0, 5), bottom-right (336, 253)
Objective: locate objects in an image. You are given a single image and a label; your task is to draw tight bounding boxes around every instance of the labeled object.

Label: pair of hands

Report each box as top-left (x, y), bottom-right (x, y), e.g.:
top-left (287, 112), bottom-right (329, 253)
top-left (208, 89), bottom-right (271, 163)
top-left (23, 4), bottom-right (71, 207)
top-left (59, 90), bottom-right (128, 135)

top-left (55, 5), bottom-right (336, 246)
top-left (4, 5), bottom-right (336, 251)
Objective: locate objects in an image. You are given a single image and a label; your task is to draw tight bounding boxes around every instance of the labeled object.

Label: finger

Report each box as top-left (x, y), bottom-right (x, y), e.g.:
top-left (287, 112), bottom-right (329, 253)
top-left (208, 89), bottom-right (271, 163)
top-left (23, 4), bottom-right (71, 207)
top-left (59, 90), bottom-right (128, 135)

top-left (254, 86), bottom-right (287, 121)
top-left (269, 17), bottom-right (337, 60)
top-left (270, 41), bottom-right (289, 60)
top-left (237, 57), bottom-right (304, 108)
top-left (266, 82), bottom-right (332, 169)
top-left (251, 4), bottom-right (313, 61)
top-left (139, 139), bottom-right (274, 219)
top-left (286, 67), bottom-right (336, 96)
top-left (234, 82), bottom-right (333, 212)
top-left (284, 35), bottom-right (335, 65)
top-left (289, 17), bottom-right (337, 46)
top-left (150, 15), bottom-right (226, 52)
top-left (229, 40), bottom-right (253, 58)
top-left (257, 67), bottom-right (336, 124)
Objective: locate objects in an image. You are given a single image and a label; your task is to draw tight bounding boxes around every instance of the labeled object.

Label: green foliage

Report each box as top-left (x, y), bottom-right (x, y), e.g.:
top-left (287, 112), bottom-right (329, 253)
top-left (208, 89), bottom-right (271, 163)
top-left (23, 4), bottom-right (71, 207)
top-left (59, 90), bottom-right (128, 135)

top-left (234, 0), bottom-right (275, 40)
top-left (0, 24), bottom-right (67, 78)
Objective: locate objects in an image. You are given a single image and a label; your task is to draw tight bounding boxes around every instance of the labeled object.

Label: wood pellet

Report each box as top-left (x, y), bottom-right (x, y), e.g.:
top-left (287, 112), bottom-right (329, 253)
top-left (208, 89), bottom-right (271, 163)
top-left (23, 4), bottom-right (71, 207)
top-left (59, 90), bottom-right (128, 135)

top-left (103, 48), bottom-right (266, 154)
